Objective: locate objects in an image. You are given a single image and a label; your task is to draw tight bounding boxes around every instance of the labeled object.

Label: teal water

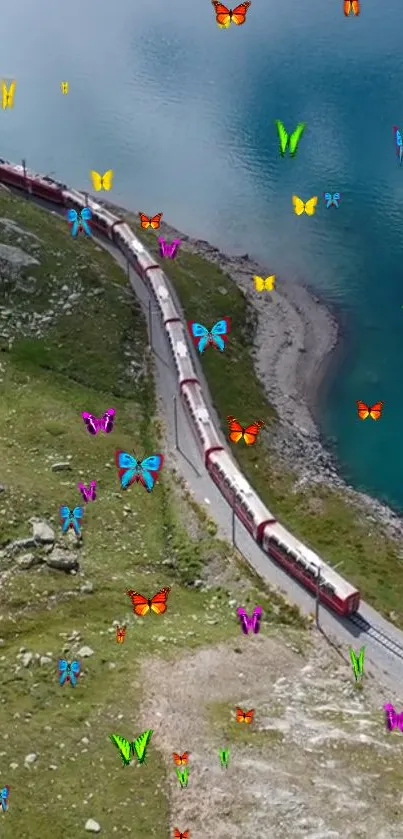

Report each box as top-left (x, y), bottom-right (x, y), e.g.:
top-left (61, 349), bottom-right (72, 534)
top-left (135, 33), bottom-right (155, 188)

top-left (2, 0), bottom-right (403, 508)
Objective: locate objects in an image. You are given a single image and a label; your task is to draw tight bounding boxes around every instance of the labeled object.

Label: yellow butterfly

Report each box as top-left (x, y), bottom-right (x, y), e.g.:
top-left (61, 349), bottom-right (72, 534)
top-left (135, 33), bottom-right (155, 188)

top-left (90, 170), bottom-right (114, 191)
top-left (60, 81), bottom-right (69, 95)
top-left (292, 195), bottom-right (318, 216)
top-left (2, 79), bottom-right (16, 110)
top-left (253, 275), bottom-right (276, 292)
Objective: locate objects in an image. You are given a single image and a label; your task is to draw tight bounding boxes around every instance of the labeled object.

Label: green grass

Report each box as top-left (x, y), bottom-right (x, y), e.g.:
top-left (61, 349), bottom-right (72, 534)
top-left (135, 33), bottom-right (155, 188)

top-left (0, 191), bottom-right (304, 839)
top-left (114, 209), bottom-right (403, 627)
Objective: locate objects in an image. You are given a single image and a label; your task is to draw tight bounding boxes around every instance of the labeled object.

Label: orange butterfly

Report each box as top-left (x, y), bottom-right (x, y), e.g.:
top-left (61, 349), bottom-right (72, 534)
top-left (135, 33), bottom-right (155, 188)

top-left (356, 401), bottom-right (384, 421)
top-left (344, 0), bottom-right (359, 14)
top-left (236, 707), bottom-right (255, 724)
top-left (212, 0), bottom-right (251, 27)
top-left (139, 212), bottom-right (163, 229)
top-left (126, 587), bottom-right (171, 616)
top-left (173, 751), bottom-right (190, 766)
top-left (227, 416), bottom-right (264, 445)
top-left (116, 625), bottom-right (126, 643)
top-left (174, 831), bottom-right (189, 839)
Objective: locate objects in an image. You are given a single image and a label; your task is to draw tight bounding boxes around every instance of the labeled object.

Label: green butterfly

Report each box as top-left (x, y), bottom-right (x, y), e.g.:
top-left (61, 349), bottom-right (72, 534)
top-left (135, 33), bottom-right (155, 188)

top-left (109, 730), bottom-right (153, 767)
top-left (275, 120), bottom-right (306, 158)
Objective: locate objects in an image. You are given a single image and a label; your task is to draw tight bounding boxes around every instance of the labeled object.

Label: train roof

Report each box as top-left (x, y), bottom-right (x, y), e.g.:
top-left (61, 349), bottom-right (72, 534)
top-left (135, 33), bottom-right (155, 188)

top-left (209, 449), bottom-right (276, 521)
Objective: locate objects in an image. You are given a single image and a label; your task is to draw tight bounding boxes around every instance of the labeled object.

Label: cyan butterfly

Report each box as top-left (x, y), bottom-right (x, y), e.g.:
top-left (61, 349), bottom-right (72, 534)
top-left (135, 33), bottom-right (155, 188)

top-left (115, 451), bottom-right (164, 492)
top-left (324, 192), bottom-right (341, 208)
top-left (58, 659), bottom-right (80, 687)
top-left (66, 207), bottom-right (92, 237)
top-left (60, 505), bottom-right (84, 535)
top-left (187, 317), bottom-right (231, 353)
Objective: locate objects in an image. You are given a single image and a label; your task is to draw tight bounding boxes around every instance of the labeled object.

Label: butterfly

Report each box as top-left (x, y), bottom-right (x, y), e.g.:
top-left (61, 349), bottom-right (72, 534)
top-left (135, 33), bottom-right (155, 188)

top-left (1, 80), bottom-right (16, 110)
top-left (393, 126), bottom-right (403, 164)
top-left (78, 481), bottom-right (97, 503)
top-left (90, 170), bottom-right (114, 191)
top-left (344, 0), bottom-right (359, 14)
top-left (116, 625), bottom-right (126, 644)
top-left (173, 752), bottom-right (190, 766)
top-left (324, 192), bottom-right (341, 208)
top-left (356, 401), bottom-right (384, 420)
top-left (235, 707), bottom-right (255, 723)
top-left (253, 275), bottom-right (275, 292)
top-left (384, 704), bottom-right (403, 732)
top-left (58, 659), bottom-right (80, 687)
top-left (60, 505), bottom-right (84, 536)
top-left (227, 416), bottom-right (264, 445)
top-left (292, 195), bottom-right (318, 216)
top-left (158, 237), bottom-right (181, 259)
top-left (275, 120), bottom-right (305, 158)
top-left (60, 81), bottom-right (69, 94)
top-left (115, 451), bottom-right (164, 492)
top-left (0, 786), bottom-right (9, 813)
top-left (187, 317), bottom-right (231, 353)
top-left (127, 587), bottom-right (171, 616)
top-left (67, 207), bottom-right (92, 237)
top-left (211, 1), bottom-right (251, 27)
top-left (174, 829), bottom-right (190, 839)
top-left (110, 730), bottom-right (153, 766)
top-left (237, 606), bottom-right (262, 635)
top-left (139, 212), bottom-right (163, 229)
top-left (82, 408), bottom-right (115, 435)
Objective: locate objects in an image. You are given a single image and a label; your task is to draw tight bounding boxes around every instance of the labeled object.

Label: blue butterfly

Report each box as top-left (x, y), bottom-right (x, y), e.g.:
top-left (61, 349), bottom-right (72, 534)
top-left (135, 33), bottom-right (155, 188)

top-left (67, 207), bottom-right (92, 237)
top-left (60, 505), bottom-right (84, 535)
top-left (324, 192), bottom-right (341, 208)
top-left (393, 126), bottom-right (403, 164)
top-left (58, 659), bottom-right (80, 687)
top-left (187, 317), bottom-right (231, 353)
top-left (115, 451), bottom-right (164, 492)
top-left (0, 786), bottom-right (9, 812)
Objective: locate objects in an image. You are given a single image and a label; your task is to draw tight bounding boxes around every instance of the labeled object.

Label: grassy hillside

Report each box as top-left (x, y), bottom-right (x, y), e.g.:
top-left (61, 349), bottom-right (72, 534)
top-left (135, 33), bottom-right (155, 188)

top-left (0, 190), bottom-right (302, 839)
top-left (118, 209), bottom-right (403, 627)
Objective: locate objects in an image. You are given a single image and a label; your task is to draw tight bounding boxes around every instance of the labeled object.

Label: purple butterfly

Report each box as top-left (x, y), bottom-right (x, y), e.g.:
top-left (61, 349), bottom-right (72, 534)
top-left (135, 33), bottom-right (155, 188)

top-left (384, 704), bottom-right (403, 732)
top-left (78, 481), bottom-right (97, 503)
top-left (158, 237), bottom-right (181, 259)
top-left (82, 408), bottom-right (115, 436)
top-left (237, 606), bottom-right (262, 635)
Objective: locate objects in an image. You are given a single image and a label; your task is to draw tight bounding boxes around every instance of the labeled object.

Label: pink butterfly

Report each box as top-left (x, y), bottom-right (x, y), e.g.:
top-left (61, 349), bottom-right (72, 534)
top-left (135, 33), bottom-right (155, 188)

top-left (158, 237), bottom-right (181, 259)
top-left (236, 606), bottom-right (262, 635)
top-left (78, 481), bottom-right (97, 502)
top-left (82, 408), bottom-right (115, 435)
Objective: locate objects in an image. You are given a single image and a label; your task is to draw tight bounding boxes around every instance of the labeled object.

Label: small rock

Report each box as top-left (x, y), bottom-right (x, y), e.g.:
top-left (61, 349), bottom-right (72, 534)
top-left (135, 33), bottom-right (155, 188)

top-left (21, 652), bottom-right (33, 667)
top-left (45, 548), bottom-right (79, 572)
top-left (39, 656), bottom-right (52, 666)
top-left (78, 646), bottom-right (94, 658)
top-left (16, 552), bottom-right (39, 570)
top-left (85, 819), bottom-right (101, 833)
top-left (51, 462), bottom-right (72, 472)
top-left (9, 762), bottom-right (18, 770)
top-left (24, 752), bottom-right (37, 767)
top-left (80, 582), bottom-right (94, 594)
top-left (32, 520), bottom-right (55, 544)
top-left (7, 537), bottom-right (37, 555)
top-left (0, 483), bottom-right (5, 493)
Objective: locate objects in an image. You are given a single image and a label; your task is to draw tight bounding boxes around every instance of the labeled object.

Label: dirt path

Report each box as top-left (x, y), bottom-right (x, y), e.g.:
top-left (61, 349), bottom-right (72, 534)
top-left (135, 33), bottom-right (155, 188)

top-left (139, 632), bottom-right (403, 839)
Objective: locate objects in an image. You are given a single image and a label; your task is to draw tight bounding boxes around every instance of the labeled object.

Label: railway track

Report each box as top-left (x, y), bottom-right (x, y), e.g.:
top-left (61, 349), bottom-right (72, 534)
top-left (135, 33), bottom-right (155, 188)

top-left (350, 613), bottom-right (403, 661)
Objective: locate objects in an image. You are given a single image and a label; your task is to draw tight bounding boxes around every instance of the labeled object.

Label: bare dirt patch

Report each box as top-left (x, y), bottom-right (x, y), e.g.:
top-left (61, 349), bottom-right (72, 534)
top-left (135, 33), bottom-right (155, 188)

top-left (139, 631), bottom-right (403, 839)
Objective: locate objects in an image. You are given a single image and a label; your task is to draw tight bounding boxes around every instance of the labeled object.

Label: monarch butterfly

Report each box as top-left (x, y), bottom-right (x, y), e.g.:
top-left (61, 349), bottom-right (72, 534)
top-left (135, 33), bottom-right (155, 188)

top-left (253, 275), bottom-right (275, 292)
top-left (344, 0), bottom-right (359, 14)
top-left (174, 830), bottom-right (189, 839)
top-left (235, 707), bottom-right (255, 723)
top-left (227, 416), bottom-right (264, 445)
top-left (90, 170), bottom-right (114, 191)
top-left (126, 587), bottom-right (171, 616)
top-left (292, 195), bottom-right (318, 216)
top-left (211, 0), bottom-right (251, 27)
top-left (356, 401), bottom-right (383, 420)
top-left (139, 212), bottom-right (163, 229)
top-left (116, 625), bottom-right (126, 644)
top-left (172, 752), bottom-right (190, 765)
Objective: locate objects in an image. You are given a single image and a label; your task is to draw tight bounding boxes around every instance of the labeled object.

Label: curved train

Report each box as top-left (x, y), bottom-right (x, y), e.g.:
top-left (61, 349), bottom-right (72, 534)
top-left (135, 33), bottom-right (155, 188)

top-left (0, 158), bottom-right (360, 618)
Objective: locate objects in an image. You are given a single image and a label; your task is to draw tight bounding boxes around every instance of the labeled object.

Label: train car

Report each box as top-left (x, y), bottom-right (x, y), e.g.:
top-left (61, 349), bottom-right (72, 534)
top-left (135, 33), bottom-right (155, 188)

top-left (206, 448), bottom-right (276, 540)
top-left (261, 521), bottom-right (360, 616)
top-left (166, 320), bottom-right (199, 384)
top-left (29, 174), bottom-right (64, 204)
top-left (0, 160), bottom-right (26, 190)
top-left (180, 380), bottom-right (223, 461)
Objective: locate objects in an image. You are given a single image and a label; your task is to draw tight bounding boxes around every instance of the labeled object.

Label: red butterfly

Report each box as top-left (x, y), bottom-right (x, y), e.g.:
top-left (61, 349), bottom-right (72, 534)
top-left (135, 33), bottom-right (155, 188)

top-left (139, 212), bottom-right (163, 229)
top-left (116, 625), bottom-right (126, 644)
top-left (356, 401), bottom-right (383, 421)
top-left (236, 707), bottom-right (255, 723)
top-left (212, 1), bottom-right (251, 27)
top-left (174, 831), bottom-right (190, 839)
top-left (227, 416), bottom-right (264, 445)
top-left (344, 0), bottom-right (359, 14)
top-left (173, 751), bottom-right (190, 765)
top-left (126, 587), bottom-right (171, 616)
